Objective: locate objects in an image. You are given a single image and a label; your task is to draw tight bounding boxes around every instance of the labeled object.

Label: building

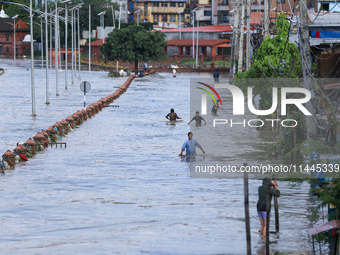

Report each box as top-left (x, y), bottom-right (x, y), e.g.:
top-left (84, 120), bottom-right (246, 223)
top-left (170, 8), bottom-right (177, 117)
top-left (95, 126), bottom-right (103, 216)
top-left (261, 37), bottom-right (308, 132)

top-left (111, 0), bottom-right (130, 23)
top-left (133, 0), bottom-right (189, 28)
top-left (0, 6), bottom-right (30, 57)
top-left (317, 0), bottom-right (340, 12)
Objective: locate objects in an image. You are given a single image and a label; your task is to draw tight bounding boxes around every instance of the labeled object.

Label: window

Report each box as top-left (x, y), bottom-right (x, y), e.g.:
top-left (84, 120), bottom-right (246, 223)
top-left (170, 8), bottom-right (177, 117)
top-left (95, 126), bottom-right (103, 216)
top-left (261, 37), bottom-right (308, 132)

top-left (170, 2), bottom-right (176, 7)
top-left (178, 2), bottom-right (184, 7)
top-left (170, 14), bottom-right (176, 22)
top-left (153, 2), bottom-right (159, 6)
top-left (6, 34), bottom-right (9, 41)
top-left (221, 0), bottom-right (229, 5)
top-left (6, 47), bottom-right (9, 52)
top-left (162, 14), bottom-right (168, 22)
top-left (204, 10), bottom-right (212, 16)
top-left (276, 0), bottom-right (285, 3)
top-left (153, 14), bottom-right (159, 22)
top-left (161, 2), bottom-right (168, 7)
top-left (320, 3), bottom-right (329, 11)
top-left (218, 10), bottom-right (229, 23)
top-left (17, 25), bottom-right (20, 28)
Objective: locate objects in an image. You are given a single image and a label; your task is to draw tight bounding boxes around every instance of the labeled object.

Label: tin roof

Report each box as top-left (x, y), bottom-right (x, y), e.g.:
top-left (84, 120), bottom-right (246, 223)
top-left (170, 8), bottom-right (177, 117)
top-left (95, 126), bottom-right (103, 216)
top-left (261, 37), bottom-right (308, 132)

top-left (308, 12), bottom-right (340, 27)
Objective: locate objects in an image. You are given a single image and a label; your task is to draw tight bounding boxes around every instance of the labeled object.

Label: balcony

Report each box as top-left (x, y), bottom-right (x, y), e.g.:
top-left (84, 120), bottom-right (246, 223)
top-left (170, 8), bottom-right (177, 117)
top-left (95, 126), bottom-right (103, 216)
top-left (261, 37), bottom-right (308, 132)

top-left (152, 6), bottom-right (185, 13)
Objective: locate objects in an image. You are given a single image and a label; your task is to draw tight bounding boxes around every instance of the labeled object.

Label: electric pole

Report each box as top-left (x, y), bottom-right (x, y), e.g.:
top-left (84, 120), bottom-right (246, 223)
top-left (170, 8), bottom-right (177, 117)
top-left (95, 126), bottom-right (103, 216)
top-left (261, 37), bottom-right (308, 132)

top-left (246, 0), bottom-right (251, 70)
top-left (229, 0), bottom-right (240, 84)
top-left (264, 0), bottom-right (269, 37)
top-left (300, 0), bottom-right (317, 140)
top-left (238, 0), bottom-right (245, 73)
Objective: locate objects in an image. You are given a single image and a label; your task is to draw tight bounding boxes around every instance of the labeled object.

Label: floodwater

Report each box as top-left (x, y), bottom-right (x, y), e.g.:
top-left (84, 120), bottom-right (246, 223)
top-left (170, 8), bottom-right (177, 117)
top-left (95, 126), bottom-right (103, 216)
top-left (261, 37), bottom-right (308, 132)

top-left (0, 59), bottom-right (322, 254)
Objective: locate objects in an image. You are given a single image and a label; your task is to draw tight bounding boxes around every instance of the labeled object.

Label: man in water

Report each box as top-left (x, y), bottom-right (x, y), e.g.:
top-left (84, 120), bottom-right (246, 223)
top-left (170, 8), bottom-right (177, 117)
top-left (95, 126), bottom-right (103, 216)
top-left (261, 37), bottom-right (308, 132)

top-left (188, 111), bottom-right (206, 125)
top-left (138, 69), bottom-right (144, 77)
top-left (257, 177), bottom-right (280, 236)
top-left (211, 99), bottom-right (223, 115)
top-left (179, 132), bottom-right (205, 156)
top-left (166, 108), bottom-right (182, 121)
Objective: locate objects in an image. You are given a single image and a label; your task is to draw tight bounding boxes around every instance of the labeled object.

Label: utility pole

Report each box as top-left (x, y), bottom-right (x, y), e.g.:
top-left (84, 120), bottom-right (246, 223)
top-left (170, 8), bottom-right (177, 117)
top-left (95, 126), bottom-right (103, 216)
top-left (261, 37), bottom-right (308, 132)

top-left (89, 4), bottom-right (91, 72)
top-left (45, 2), bottom-right (49, 104)
top-left (40, 17), bottom-right (43, 68)
top-left (229, 0), bottom-right (240, 84)
top-left (238, 0), bottom-right (245, 73)
top-left (77, 7), bottom-right (81, 78)
top-left (12, 15), bottom-right (18, 61)
top-left (246, 0), bottom-right (251, 70)
top-left (299, 0), bottom-right (317, 140)
top-left (63, 0), bottom-right (70, 89)
top-left (30, 0), bottom-right (36, 116)
top-left (50, 8), bottom-right (52, 70)
top-left (55, 1), bottom-right (59, 96)
top-left (192, 11), bottom-right (195, 58)
top-left (264, 0), bottom-right (269, 37)
top-left (71, 7), bottom-right (74, 84)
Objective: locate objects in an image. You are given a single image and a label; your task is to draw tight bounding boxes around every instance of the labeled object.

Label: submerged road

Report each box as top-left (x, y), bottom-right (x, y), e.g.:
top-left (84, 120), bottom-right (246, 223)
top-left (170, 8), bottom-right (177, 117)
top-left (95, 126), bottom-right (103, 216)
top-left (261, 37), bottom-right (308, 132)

top-left (0, 60), bottom-right (317, 254)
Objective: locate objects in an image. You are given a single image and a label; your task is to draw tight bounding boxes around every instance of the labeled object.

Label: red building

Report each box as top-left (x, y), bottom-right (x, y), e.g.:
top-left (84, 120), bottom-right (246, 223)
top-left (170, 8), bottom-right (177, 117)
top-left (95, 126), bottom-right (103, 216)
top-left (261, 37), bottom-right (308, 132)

top-left (0, 7), bottom-right (30, 57)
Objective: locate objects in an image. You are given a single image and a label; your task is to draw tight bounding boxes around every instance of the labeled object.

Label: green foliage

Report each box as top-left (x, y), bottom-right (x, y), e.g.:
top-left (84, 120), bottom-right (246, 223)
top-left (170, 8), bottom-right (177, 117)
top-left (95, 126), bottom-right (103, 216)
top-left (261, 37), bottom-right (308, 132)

top-left (236, 14), bottom-right (301, 79)
top-left (101, 25), bottom-right (168, 73)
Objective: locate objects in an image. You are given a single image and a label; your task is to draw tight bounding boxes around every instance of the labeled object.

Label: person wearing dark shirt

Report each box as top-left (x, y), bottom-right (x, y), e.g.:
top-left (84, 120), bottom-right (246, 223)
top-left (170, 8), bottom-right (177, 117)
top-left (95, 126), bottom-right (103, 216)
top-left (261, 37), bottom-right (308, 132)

top-left (213, 69), bottom-right (220, 81)
top-left (257, 177), bottom-right (280, 236)
top-left (188, 111), bottom-right (206, 125)
top-left (138, 69), bottom-right (144, 77)
top-left (166, 108), bottom-right (182, 121)
top-left (211, 100), bottom-right (223, 115)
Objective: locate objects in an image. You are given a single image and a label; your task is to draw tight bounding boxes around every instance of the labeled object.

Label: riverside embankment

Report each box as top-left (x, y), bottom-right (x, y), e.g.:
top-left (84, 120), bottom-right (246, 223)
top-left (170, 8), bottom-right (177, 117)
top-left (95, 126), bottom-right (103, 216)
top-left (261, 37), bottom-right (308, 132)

top-left (0, 59), bottom-right (321, 254)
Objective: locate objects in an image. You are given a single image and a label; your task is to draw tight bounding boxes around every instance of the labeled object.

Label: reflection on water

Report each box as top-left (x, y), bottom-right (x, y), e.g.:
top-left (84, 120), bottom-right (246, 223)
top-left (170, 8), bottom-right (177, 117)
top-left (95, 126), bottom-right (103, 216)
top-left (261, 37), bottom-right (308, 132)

top-left (0, 59), bottom-right (317, 254)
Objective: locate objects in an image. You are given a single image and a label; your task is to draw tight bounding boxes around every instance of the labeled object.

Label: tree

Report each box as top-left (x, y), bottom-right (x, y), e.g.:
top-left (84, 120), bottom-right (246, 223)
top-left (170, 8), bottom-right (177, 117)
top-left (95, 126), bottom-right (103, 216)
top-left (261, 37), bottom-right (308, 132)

top-left (235, 14), bottom-right (305, 158)
top-left (101, 25), bottom-right (168, 74)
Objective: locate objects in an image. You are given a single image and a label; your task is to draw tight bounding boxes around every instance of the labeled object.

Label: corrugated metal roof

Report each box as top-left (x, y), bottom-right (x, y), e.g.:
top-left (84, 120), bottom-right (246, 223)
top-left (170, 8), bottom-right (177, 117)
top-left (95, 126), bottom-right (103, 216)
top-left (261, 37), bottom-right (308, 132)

top-left (167, 38), bottom-right (231, 47)
top-left (308, 12), bottom-right (340, 27)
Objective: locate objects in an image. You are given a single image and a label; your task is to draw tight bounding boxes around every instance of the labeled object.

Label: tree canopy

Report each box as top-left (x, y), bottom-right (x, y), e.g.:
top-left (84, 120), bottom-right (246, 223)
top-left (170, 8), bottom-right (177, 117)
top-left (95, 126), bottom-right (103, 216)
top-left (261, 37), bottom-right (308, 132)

top-left (101, 25), bottom-right (168, 73)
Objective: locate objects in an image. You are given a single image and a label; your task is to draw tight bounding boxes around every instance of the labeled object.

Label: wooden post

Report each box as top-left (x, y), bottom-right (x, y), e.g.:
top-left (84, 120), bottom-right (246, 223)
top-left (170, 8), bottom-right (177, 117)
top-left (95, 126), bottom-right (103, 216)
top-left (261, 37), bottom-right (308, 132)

top-left (274, 196), bottom-right (279, 233)
top-left (266, 185), bottom-right (271, 254)
top-left (243, 163), bottom-right (251, 255)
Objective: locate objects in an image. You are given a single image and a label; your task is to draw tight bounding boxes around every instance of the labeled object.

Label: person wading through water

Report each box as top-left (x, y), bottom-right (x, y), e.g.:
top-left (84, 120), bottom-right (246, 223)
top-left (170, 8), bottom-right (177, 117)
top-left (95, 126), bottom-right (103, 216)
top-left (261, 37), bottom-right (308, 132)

top-left (166, 108), bottom-right (182, 121)
top-left (257, 177), bottom-right (280, 236)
